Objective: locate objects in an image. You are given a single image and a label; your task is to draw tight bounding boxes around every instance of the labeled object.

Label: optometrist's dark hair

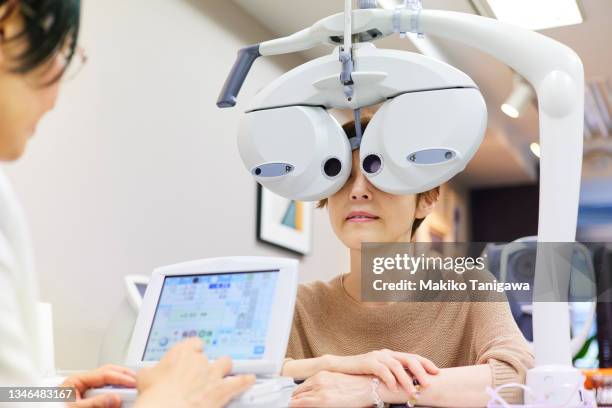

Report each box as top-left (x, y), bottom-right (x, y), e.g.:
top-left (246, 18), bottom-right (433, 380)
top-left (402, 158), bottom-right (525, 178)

top-left (0, 0), bottom-right (80, 81)
top-left (317, 115), bottom-right (440, 238)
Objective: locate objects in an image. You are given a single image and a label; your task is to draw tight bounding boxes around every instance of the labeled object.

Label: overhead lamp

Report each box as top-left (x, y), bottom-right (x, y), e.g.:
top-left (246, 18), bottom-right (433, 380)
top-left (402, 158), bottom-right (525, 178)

top-left (472, 0), bottom-right (583, 31)
top-left (501, 75), bottom-right (534, 119)
top-left (530, 142), bottom-right (541, 158)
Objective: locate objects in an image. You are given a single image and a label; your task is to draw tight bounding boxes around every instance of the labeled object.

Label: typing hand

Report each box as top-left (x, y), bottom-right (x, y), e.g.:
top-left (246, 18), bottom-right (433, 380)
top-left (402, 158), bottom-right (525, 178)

top-left (135, 338), bottom-right (256, 408)
top-left (62, 364), bottom-right (137, 408)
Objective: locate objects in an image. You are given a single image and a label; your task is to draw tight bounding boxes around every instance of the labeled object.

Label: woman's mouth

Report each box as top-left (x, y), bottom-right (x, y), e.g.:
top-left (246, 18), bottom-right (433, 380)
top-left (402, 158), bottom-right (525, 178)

top-left (345, 211), bottom-right (379, 223)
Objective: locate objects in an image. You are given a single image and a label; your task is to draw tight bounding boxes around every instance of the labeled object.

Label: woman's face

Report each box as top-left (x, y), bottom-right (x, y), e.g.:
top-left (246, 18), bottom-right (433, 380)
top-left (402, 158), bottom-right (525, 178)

top-left (0, 7), bottom-right (62, 161)
top-left (327, 150), bottom-right (436, 250)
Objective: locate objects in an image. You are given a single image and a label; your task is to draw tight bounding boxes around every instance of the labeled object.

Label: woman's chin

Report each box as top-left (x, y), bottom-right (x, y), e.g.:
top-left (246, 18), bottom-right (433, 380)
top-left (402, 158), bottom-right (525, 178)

top-left (342, 230), bottom-right (387, 248)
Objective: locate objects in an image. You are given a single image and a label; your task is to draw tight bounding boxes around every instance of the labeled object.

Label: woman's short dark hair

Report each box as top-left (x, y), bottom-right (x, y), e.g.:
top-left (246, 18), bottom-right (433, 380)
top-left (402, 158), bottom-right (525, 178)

top-left (0, 0), bottom-right (80, 79)
top-left (317, 115), bottom-right (440, 238)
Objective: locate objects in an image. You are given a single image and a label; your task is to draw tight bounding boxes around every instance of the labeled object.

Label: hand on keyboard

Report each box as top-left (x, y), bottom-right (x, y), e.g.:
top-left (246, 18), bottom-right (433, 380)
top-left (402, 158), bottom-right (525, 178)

top-left (62, 364), bottom-right (137, 408)
top-left (134, 338), bottom-right (256, 408)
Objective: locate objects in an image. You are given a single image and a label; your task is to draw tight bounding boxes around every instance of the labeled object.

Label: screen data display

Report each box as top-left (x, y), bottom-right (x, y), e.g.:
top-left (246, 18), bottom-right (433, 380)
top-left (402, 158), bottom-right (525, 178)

top-left (143, 270), bottom-right (278, 361)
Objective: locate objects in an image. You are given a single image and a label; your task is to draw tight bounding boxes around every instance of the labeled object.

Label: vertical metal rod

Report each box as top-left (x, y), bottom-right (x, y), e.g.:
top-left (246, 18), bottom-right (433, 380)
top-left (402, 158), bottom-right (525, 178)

top-left (340, 0), bottom-right (355, 100)
top-left (344, 0), bottom-right (352, 55)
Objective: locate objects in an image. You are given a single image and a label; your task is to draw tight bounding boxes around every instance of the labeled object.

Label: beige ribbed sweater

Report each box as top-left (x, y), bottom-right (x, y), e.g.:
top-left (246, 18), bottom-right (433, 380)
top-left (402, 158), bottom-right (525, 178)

top-left (286, 275), bottom-right (534, 404)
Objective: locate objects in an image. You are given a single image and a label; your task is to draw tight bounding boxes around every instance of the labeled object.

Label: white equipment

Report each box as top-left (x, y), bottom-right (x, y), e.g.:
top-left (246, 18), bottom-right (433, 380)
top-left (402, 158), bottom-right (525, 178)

top-left (236, 45), bottom-right (486, 200)
top-left (125, 275), bottom-right (149, 310)
top-left (87, 257), bottom-right (299, 407)
top-left (217, 1), bottom-right (585, 405)
top-left (98, 275), bottom-right (150, 366)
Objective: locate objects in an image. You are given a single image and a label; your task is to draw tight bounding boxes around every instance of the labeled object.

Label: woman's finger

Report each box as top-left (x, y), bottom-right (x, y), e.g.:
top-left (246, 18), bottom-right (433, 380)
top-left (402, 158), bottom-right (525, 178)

top-left (68, 370), bottom-right (136, 391)
top-left (167, 337), bottom-right (204, 360)
top-left (382, 356), bottom-right (416, 394)
top-left (290, 393), bottom-right (322, 407)
top-left (292, 378), bottom-right (316, 396)
top-left (416, 355), bottom-right (440, 374)
top-left (371, 361), bottom-right (398, 392)
top-left (99, 365), bottom-right (136, 378)
top-left (207, 375), bottom-right (256, 408)
top-left (100, 371), bottom-right (137, 388)
top-left (402, 357), bottom-right (430, 388)
top-left (208, 356), bottom-right (233, 380)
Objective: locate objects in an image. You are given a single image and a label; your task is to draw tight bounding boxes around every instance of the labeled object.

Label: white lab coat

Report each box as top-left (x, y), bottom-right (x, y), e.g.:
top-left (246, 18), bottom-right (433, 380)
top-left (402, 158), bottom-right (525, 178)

top-left (0, 169), bottom-right (42, 385)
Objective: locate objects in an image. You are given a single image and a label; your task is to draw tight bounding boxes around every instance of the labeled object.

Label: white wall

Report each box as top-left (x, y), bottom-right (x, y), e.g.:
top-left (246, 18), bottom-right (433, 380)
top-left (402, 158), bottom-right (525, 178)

top-left (4, 0), bottom-right (348, 370)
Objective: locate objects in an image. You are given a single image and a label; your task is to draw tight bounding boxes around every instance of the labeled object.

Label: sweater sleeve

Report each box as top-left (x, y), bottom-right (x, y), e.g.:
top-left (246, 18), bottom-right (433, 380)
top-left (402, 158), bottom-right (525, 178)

top-left (470, 301), bottom-right (535, 404)
top-left (285, 299), bottom-right (310, 360)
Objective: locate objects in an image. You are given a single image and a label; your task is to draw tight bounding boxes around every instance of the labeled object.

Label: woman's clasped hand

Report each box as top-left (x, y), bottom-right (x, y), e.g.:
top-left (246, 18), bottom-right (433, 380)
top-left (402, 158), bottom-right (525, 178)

top-left (291, 349), bottom-right (440, 407)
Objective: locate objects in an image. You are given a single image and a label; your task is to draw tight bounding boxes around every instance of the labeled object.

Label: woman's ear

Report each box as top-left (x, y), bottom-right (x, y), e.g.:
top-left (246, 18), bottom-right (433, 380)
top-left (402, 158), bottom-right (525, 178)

top-left (415, 187), bottom-right (440, 219)
top-left (0, 1), bottom-right (18, 67)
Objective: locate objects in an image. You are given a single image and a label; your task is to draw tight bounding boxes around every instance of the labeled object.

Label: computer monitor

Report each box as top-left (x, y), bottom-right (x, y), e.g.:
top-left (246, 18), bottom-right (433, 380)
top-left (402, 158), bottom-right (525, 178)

top-left (127, 257), bottom-right (298, 375)
top-left (142, 270), bottom-right (278, 361)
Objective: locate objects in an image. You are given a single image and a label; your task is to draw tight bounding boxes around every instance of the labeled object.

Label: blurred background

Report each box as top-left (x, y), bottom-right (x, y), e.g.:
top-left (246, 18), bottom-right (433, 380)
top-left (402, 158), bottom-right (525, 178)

top-left (2, 0), bottom-right (610, 370)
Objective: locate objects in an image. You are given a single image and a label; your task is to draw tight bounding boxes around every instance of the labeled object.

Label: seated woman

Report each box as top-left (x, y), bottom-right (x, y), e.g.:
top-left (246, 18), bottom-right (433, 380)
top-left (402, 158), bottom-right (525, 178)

top-left (282, 116), bottom-right (534, 407)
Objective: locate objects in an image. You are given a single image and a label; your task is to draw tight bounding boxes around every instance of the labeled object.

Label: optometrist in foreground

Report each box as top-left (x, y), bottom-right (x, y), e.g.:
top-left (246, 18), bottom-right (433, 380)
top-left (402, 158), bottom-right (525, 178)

top-left (0, 1), bottom-right (255, 407)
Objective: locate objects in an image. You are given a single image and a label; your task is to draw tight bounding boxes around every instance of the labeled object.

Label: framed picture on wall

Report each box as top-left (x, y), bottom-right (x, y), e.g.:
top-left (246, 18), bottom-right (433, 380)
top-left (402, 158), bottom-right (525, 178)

top-left (256, 184), bottom-right (313, 255)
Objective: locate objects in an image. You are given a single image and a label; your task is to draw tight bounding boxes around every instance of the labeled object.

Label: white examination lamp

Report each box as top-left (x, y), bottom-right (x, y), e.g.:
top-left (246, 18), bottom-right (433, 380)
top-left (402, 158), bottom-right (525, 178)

top-left (216, 2), bottom-right (585, 405)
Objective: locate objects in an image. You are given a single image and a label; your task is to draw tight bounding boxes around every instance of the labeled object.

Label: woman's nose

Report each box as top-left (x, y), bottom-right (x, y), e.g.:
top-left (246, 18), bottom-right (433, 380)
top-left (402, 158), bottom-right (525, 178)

top-left (349, 171), bottom-right (372, 201)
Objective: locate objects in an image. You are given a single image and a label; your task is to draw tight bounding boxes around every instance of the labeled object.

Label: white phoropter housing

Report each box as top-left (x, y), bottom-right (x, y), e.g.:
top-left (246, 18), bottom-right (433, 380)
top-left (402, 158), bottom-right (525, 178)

top-left (217, 3), bottom-right (585, 406)
top-left (237, 44), bottom-right (487, 200)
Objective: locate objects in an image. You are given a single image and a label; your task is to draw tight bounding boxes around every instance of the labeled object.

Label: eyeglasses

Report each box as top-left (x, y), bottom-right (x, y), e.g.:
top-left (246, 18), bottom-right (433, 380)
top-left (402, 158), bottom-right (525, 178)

top-left (24, 44), bottom-right (87, 86)
top-left (0, 28), bottom-right (87, 85)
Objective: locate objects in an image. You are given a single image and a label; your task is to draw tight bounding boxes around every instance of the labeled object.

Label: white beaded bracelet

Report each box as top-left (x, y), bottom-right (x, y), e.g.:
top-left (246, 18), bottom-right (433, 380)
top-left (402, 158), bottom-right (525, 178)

top-left (407, 379), bottom-right (422, 407)
top-left (371, 377), bottom-right (385, 408)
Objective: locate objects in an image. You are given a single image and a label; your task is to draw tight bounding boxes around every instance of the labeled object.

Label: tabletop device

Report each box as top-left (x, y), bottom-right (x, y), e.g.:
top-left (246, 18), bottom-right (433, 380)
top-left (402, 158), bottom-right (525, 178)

top-left (87, 256), bottom-right (299, 407)
top-left (125, 275), bottom-right (150, 310)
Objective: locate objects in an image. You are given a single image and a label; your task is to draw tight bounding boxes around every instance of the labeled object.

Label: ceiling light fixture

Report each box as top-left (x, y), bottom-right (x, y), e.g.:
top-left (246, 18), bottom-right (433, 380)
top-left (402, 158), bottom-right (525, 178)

top-left (501, 75), bottom-right (534, 119)
top-left (471, 0), bottom-right (583, 31)
top-left (530, 142), bottom-right (541, 158)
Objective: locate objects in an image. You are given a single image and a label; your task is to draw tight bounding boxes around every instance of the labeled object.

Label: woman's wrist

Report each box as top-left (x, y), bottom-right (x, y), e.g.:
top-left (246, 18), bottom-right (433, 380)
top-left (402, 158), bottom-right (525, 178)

top-left (319, 354), bottom-right (338, 372)
top-left (377, 382), bottom-right (409, 404)
top-left (282, 355), bottom-right (338, 379)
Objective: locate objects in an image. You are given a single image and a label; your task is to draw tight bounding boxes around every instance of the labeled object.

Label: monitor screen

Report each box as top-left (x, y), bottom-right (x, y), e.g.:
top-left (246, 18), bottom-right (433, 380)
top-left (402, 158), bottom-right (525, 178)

top-left (142, 270), bottom-right (279, 361)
